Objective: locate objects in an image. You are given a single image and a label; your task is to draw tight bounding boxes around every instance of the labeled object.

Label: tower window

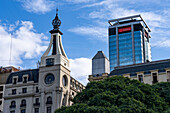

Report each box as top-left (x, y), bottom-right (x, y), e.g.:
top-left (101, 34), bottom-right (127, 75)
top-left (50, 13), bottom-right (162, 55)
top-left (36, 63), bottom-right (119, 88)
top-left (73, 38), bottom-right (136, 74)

top-left (62, 75), bottom-right (68, 87)
top-left (47, 106), bottom-right (51, 113)
top-left (46, 58), bottom-right (54, 66)
top-left (10, 111), bottom-right (15, 113)
top-left (35, 98), bottom-right (39, 103)
top-left (62, 94), bottom-right (67, 106)
top-left (34, 98), bottom-right (40, 106)
top-left (35, 108), bottom-right (39, 113)
top-left (46, 96), bottom-right (52, 104)
top-left (52, 35), bottom-right (56, 55)
top-left (21, 109), bottom-right (26, 113)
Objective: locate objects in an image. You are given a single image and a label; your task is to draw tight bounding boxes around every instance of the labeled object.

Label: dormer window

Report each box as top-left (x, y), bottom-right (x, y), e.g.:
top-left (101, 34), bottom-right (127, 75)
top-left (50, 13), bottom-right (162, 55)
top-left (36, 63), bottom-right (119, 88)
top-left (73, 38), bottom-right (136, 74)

top-left (13, 77), bottom-right (18, 84)
top-left (23, 77), bottom-right (27, 83)
top-left (23, 75), bottom-right (28, 83)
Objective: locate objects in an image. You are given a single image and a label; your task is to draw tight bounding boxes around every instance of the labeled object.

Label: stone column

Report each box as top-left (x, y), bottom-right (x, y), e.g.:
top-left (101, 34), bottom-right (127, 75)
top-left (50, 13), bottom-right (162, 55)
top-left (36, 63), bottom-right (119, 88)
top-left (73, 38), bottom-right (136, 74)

top-left (40, 92), bottom-right (45, 113)
top-left (52, 90), bottom-right (57, 111)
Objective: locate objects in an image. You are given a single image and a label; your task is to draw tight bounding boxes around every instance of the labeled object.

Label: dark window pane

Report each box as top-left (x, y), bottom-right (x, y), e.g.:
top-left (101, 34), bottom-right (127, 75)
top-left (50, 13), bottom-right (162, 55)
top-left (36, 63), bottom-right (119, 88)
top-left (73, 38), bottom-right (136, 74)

top-left (0, 93), bottom-right (2, 99)
top-left (23, 77), bottom-right (27, 83)
top-left (46, 58), bottom-right (54, 66)
top-left (10, 111), bottom-right (15, 113)
top-left (35, 108), bottom-right (39, 113)
top-left (21, 109), bottom-right (26, 113)
top-left (22, 88), bottom-right (27, 93)
top-left (134, 24), bottom-right (143, 31)
top-left (0, 86), bottom-right (3, 91)
top-left (36, 87), bottom-right (39, 93)
top-left (13, 78), bottom-right (17, 84)
top-left (12, 89), bottom-right (16, 95)
top-left (109, 28), bottom-right (116, 35)
top-left (47, 107), bottom-right (51, 113)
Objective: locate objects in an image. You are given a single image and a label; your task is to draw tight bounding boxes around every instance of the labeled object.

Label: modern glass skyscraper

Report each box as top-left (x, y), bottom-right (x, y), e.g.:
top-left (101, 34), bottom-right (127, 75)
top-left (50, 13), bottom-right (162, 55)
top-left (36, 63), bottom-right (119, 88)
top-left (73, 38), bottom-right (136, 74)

top-left (108, 15), bottom-right (152, 71)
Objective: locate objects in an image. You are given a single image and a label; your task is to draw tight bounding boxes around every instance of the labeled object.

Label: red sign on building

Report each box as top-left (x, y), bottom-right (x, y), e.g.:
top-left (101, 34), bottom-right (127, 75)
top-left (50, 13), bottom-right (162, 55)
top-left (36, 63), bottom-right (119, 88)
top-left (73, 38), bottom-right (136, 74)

top-left (118, 27), bottom-right (131, 33)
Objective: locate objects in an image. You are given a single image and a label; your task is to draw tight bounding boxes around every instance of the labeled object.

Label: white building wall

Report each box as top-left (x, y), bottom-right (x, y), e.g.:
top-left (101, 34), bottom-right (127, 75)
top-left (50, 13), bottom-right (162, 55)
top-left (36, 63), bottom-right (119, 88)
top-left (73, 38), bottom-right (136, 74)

top-left (3, 83), bottom-right (39, 113)
top-left (105, 58), bottom-right (110, 74)
top-left (158, 73), bottom-right (168, 82)
top-left (92, 59), bottom-right (105, 75)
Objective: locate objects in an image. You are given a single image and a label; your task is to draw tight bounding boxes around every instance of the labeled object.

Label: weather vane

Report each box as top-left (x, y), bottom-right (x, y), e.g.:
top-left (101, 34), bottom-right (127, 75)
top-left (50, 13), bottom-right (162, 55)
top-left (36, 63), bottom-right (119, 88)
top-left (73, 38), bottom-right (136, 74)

top-left (56, 8), bottom-right (58, 15)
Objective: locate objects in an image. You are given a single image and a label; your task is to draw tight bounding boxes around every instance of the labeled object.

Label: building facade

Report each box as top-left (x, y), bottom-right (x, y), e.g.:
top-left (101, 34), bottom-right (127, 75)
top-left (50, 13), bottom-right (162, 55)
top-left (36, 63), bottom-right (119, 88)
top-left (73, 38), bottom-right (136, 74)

top-left (108, 15), bottom-right (152, 71)
top-left (3, 11), bottom-right (85, 113)
top-left (0, 66), bottom-right (19, 113)
top-left (92, 51), bottom-right (110, 77)
top-left (89, 59), bottom-right (170, 84)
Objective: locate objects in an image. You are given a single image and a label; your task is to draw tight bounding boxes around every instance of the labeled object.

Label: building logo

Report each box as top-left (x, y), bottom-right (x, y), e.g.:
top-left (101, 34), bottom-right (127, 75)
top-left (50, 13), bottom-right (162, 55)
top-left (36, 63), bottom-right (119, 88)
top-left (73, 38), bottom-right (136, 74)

top-left (118, 27), bottom-right (131, 33)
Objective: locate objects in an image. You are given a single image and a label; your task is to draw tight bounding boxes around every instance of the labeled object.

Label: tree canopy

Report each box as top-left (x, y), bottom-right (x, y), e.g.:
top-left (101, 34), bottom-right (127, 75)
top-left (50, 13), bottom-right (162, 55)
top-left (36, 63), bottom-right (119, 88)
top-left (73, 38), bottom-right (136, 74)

top-left (55, 76), bottom-right (170, 113)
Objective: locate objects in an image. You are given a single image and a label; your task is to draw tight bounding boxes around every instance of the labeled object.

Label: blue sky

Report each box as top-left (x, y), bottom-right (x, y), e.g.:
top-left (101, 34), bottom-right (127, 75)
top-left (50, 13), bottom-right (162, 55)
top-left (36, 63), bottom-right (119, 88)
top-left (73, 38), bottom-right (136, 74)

top-left (0, 0), bottom-right (170, 85)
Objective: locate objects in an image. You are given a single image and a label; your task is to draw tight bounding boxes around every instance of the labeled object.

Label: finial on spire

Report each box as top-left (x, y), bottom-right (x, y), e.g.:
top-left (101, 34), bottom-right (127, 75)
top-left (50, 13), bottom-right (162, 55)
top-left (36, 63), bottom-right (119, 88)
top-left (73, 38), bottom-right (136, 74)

top-left (52, 8), bottom-right (61, 30)
top-left (56, 8), bottom-right (58, 15)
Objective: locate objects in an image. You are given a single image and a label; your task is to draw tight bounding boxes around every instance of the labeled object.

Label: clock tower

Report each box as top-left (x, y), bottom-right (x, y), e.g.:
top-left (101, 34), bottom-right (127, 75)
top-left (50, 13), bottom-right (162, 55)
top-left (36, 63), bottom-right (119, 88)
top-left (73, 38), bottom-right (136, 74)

top-left (38, 9), bottom-right (70, 113)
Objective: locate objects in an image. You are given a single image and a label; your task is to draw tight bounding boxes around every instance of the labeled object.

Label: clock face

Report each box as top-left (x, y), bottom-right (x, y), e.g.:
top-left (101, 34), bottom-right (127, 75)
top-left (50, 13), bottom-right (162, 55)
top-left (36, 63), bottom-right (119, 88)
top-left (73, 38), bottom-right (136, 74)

top-left (45, 74), bottom-right (55, 85)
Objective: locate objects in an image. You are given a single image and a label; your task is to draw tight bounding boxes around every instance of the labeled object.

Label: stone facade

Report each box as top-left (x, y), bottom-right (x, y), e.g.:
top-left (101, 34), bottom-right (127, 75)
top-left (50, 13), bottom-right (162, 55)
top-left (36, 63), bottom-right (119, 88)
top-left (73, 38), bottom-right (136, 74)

top-left (0, 66), bottom-right (19, 113)
top-left (89, 58), bottom-right (170, 84)
top-left (3, 12), bottom-right (85, 113)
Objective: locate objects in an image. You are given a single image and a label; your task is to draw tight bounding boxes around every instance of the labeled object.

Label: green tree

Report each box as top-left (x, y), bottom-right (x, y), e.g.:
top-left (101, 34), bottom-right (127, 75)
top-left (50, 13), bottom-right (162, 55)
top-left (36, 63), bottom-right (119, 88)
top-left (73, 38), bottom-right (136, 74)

top-left (152, 82), bottom-right (170, 112)
top-left (55, 76), bottom-right (169, 113)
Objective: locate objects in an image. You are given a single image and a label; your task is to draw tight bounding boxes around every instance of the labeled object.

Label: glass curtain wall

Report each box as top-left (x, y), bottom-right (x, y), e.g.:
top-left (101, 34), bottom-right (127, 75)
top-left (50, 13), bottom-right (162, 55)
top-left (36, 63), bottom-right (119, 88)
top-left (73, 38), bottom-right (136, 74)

top-left (109, 35), bottom-right (117, 71)
top-left (134, 31), bottom-right (143, 64)
top-left (118, 32), bottom-right (133, 66)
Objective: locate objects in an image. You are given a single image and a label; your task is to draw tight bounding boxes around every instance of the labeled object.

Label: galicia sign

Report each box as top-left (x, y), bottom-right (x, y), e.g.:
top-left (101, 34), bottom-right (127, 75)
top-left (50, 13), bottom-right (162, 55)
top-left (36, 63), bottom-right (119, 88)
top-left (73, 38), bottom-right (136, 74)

top-left (118, 27), bottom-right (131, 33)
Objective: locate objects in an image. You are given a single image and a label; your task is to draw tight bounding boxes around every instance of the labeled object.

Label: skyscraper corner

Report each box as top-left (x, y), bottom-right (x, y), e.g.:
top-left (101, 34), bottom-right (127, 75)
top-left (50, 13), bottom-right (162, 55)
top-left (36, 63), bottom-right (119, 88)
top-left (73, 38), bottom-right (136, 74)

top-left (108, 15), bottom-right (152, 71)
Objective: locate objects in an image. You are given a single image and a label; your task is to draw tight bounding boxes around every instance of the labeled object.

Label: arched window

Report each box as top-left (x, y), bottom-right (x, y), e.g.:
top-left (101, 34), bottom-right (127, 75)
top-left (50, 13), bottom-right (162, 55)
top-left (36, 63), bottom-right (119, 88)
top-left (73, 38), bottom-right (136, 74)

top-left (21, 99), bottom-right (26, 107)
top-left (46, 96), bottom-right (52, 104)
top-left (10, 101), bottom-right (16, 108)
top-left (62, 94), bottom-right (67, 106)
top-left (62, 75), bottom-right (67, 87)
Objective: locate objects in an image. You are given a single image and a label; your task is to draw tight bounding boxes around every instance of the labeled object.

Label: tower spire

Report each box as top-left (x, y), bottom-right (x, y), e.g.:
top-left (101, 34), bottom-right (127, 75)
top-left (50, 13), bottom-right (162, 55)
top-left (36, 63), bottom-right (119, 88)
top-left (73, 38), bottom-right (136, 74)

top-left (50, 8), bottom-right (62, 35)
top-left (52, 8), bottom-right (61, 30)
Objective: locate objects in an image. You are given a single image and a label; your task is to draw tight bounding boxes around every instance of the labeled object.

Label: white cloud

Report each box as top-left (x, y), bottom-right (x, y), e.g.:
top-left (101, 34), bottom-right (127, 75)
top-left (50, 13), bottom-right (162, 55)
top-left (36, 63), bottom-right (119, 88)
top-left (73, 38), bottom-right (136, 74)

top-left (68, 0), bottom-right (170, 47)
top-left (0, 21), bottom-right (48, 67)
top-left (70, 58), bottom-right (92, 85)
top-left (17, 0), bottom-right (55, 14)
top-left (65, 0), bottom-right (96, 3)
top-left (68, 26), bottom-right (107, 42)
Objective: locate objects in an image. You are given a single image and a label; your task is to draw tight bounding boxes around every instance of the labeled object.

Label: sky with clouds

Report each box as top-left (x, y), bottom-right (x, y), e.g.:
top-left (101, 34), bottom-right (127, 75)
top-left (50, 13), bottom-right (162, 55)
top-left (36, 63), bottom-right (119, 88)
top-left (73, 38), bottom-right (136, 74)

top-left (0, 0), bottom-right (170, 85)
